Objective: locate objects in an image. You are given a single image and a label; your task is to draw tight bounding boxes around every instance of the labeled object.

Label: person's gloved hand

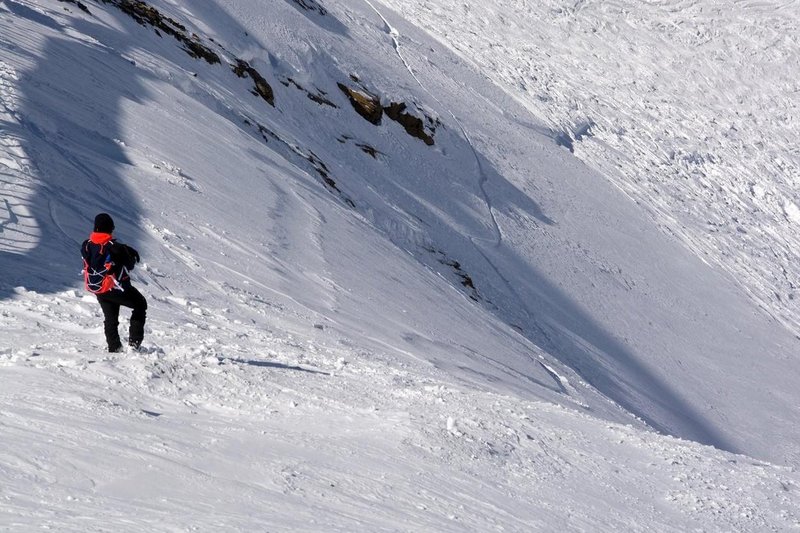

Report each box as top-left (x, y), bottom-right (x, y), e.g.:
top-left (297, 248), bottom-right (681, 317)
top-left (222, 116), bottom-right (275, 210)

top-left (127, 245), bottom-right (140, 264)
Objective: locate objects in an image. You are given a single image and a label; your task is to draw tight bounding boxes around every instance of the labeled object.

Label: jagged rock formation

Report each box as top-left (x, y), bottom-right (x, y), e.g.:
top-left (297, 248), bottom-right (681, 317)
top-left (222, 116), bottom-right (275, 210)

top-left (384, 102), bottom-right (435, 146)
top-left (233, 59), bottom-right (275, 106)
top-left (281, 77), bottom-right (337, 108)
top-left (290, 0), bottom-right (328, 16)
top-left (337, 83), bottom-right (383, 125)
top-left (100, 0), bottom-right (221, 64)
top-left (337, 82), bottom-right (438, 145)
top-left (57, 0), bottom-right (91, 13)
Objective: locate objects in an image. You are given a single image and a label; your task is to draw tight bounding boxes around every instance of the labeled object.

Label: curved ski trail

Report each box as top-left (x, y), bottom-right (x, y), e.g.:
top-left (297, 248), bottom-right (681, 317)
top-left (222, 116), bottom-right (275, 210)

top-left (362, 0), bottom-right (502, 247)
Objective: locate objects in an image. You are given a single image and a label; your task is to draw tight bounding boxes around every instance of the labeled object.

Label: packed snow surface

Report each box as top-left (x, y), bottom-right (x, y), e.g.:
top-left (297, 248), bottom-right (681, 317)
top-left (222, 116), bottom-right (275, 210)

top-left (1, 0), bottom-right (799, 530)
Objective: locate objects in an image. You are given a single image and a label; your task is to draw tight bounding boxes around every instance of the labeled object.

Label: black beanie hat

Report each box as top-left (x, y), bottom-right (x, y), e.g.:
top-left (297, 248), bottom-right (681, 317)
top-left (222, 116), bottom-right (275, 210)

top-left (93, 213), bottom-right (115, 233)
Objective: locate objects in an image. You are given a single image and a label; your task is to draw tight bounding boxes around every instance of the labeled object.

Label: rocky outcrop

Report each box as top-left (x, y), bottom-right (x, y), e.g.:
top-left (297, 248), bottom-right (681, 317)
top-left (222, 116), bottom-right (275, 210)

top-left (337, 83), bottom-right (383, 125)
top-left (337, 82), bottom-right (438, 145)
top-left (245, 118), bottom-right (355, 208)
top-left (57, 0), bottom-right (91, 13)
top-left (282, 78), bottom-right (337, 108)
top-left (290, 0), bottom-right (328, 16)
top-left (384, 102), bottom-right (435, 146)
top-left (234, 60), bottom-right (275, 107)
top-left (424, 247), bottom-right (481, 302)
top-left (101, 0), bottom-right (278, 108)
top-left (100, 0), bottom-right (221, 64)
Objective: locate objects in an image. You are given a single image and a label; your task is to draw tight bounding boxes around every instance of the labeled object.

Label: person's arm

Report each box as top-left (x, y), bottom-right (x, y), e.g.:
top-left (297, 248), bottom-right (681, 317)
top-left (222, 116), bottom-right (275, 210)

top-left (110, 241), bottom-right (139, 270)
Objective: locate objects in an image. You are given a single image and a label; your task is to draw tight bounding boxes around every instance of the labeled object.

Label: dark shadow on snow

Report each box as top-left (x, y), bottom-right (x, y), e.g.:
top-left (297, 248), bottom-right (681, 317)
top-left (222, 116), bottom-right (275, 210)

top-left (223, 357), bottom-right (330, 375)
top-left (4, 0), bottom-right (63, 31)
top-left (0, 0), bottom-right (739, 457)
top-left (0, 5), bottom-right (151, 300)
top-left (460, 146), bottom-right (740, 455)
top-left (0, 0), bottom-right (268, 300)
top-left (282, 0), bottom-right (350, 37)
top-left (352, 6), bottom-right (739, 454)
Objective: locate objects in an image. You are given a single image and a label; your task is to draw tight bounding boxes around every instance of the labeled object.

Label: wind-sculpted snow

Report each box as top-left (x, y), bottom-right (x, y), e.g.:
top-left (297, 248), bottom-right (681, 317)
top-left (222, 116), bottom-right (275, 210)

top-left (2, 0), bottom-right (800, 528)
top-left (381, 0), bottom-right (800, 335)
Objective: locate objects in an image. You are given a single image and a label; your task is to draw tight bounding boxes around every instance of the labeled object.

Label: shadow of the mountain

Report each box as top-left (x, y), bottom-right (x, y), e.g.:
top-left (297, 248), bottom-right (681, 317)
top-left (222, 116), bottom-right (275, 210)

top-left (0, 5), bottom-right (149, 299)
top-left (437, 146), bottom-right (739, 455)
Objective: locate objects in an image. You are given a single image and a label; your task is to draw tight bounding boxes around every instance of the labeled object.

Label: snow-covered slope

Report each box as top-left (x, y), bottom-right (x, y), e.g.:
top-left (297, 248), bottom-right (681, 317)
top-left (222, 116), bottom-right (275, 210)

top-left (1, 0), bottom-right (799, 529)
top-left (381, 0), bottom-right (800, 334)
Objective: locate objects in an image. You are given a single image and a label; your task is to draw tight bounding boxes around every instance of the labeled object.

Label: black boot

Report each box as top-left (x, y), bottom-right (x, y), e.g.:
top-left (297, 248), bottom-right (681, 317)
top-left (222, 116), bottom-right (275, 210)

top-left (129, 317), bottom-right (145, 351)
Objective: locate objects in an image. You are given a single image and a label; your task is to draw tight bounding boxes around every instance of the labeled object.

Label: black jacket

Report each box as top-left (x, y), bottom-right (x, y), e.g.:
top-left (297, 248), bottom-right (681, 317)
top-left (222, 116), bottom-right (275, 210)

top-left (81, 232), bottom-right (139, 290)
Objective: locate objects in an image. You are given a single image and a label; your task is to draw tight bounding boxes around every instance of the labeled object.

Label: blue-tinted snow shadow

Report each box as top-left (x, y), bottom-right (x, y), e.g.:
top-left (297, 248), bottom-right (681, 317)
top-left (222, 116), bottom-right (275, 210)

top-left (0, 0), bottom-right (267, 300)
top-left (464, 148), bottom-right (739, 454)
top-left (4, 0), bottom-right (62, 31)
top-left (282, 0), bottom-right (350, 37)
top-left (0, 8), bottom-right (152, 300)
top-left (223, 357), bottom-right (330, 375)
top-left (377, 9), bottom-right (737, 450)
top-left (350, 124), bottom-right (735, 451)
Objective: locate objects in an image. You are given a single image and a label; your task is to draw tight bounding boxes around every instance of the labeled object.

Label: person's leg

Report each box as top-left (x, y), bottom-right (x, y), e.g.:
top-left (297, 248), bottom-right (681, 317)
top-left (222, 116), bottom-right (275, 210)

top-left (97, 296), bottom-right (122, 352)
top-left (124, 286), bottom-right (147, 348)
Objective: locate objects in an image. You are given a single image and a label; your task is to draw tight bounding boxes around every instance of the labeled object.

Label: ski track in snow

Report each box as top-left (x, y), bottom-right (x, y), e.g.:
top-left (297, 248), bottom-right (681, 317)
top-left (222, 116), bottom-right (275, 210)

top-left (1, 0), bottom-right (800, 529)
top-left (2, 286), bottom-right (799, 531)
top-left (363, 0), bottom-right (503, 248)
top-left (362, 0), bottom-right (550, 356)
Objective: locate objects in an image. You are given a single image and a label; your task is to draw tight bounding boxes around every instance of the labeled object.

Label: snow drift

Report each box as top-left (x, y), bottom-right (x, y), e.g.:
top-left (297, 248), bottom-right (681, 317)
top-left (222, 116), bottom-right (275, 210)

top-left (1, 0), bottom-right (799, 529)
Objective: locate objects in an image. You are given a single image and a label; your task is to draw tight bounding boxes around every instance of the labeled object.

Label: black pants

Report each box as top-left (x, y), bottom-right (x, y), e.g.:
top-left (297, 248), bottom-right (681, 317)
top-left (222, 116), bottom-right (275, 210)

top-left (97, 285), bottom-right (147, 351)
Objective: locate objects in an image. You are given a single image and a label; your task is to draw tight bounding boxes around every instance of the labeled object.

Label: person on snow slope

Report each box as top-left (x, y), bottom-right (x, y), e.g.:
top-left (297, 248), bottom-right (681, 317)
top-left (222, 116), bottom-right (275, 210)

top-left (80, 213), bottom-right (147, 352)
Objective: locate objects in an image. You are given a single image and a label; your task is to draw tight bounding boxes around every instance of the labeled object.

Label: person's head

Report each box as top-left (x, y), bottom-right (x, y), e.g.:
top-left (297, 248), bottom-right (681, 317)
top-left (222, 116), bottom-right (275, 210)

top-left (93, 213), bottom-right (115, 234)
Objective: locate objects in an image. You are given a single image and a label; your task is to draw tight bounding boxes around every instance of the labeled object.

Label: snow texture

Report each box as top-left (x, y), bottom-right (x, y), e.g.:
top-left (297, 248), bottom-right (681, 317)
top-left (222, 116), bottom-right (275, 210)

top-left (1, 0), bottom-right (799, 530)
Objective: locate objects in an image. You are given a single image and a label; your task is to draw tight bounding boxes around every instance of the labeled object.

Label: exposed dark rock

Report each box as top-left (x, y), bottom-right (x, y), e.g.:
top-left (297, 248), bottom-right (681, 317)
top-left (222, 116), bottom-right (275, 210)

top-left (57, 0), bottom-right (91, 13)
top-left (337, 135), bottom-right (381, 159)
top-left (183, 37), bottom-right (221, 64)
top-left (99, 0), bottom-right (221, 64)
top-left (338, 83), bottom-right (438, 145)
top-left (110, 0), bottom-right (186, 31)
top-left (283, 77), bottom-right (337, 108)
top-left (233, 59), bottom-right (275, 106)
top-left (337, 83), bottom-right (383, 125)
top-left (247, 118), bottom-right (355, 208)
top-left (384, 102), bottom-right (435, 146)
top-left (307, 149), bottom-right (331, 177)
top-left (459, 273), bottom-right (476, 291)
top-left (440, 257), bottom-right (475, 291)
top-left (424, 249), bottom-right (480, 301)
top-left (290, 0), bottom-right (328, 15)
top-left (355, 143), bottom-right (380, 159)
top-left (104, 0), bottom-right (280, 107)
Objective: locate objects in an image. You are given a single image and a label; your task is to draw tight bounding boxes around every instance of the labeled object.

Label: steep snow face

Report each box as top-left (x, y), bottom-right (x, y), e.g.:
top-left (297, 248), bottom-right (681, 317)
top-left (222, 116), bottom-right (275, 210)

top-left (250, 0), bottom-right (800, 462)
top-left (1, 0), bottom-right (800, 529)
top-left (380, 0), bottom-right (800, 333)
top-left (105, 0), bottom-right (800, 465)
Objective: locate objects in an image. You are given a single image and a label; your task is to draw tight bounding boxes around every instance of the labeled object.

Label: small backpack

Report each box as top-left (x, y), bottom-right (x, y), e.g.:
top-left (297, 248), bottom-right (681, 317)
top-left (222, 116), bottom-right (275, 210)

top-left (81, 239), bottom-right (121, 294)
